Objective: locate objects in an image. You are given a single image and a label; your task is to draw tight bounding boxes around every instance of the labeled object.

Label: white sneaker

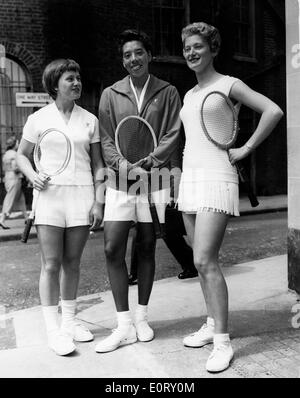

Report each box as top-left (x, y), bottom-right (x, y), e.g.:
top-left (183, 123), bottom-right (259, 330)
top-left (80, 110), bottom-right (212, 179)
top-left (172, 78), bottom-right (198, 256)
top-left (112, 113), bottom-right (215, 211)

top-left (95, 325), bottom-right (137, 353)
top-left (48, 331), bottom-right (76, 356)
top-left (135, 316), bottom-right (154, 342)
top-left (183, 323), bottom-right (214, 347)
top-left (206, 343), bottom-right (234, 373)
top-left (62, 322), bottom-right (94, 342)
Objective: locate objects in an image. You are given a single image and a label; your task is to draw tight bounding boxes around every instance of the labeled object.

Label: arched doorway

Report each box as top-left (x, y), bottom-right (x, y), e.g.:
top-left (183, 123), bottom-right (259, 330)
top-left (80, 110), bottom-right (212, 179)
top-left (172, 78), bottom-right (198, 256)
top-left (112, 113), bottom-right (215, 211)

top-left (0, 57), bottom-right (33, 181)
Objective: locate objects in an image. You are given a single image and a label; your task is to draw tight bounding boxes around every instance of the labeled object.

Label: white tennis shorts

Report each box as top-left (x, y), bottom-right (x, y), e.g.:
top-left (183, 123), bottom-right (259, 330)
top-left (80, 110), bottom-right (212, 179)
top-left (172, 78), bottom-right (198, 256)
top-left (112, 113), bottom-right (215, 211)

top-left (104, 187), bottom-right (170, 223)
top-left (33, 185), bottom-right (94, 228)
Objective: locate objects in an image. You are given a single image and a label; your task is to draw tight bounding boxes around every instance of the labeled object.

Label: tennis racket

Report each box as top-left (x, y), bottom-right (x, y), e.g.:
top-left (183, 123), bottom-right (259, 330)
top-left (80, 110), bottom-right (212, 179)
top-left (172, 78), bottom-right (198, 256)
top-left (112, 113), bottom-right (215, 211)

top-left (115, 115), bottom-right (165, 239)
top-left (20, 128), bottom-right (72, 243)
top-left (201, 91), bottom-right (259, 208)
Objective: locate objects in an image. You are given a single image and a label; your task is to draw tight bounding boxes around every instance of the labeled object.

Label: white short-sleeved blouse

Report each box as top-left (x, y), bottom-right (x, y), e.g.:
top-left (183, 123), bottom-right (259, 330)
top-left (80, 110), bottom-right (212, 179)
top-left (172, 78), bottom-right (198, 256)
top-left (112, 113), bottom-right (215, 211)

top-left (22, 103), bottom-right (100, 186)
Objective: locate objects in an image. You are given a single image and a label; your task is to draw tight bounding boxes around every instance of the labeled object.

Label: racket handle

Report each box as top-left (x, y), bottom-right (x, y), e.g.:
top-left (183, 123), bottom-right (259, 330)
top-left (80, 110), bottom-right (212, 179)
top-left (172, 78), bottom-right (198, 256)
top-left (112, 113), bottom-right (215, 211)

top-left (149, 203), bottom-right (166, 239)
top-left (246, 186), bottom-right (259, 208)
top-left (236, 163), bottom-right (259, 208)
top-left (20, 218), bottom-right (34, 243)
top-left (21, 189), bottom-right (39, 243)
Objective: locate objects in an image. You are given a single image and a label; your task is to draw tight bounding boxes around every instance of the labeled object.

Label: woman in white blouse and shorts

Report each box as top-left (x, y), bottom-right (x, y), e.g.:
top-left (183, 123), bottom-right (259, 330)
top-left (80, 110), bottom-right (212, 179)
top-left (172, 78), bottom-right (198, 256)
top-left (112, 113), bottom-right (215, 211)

top-left (177, 22), bottom-right (283, 373)
top-left (17, 59), bottom-right (104, 356)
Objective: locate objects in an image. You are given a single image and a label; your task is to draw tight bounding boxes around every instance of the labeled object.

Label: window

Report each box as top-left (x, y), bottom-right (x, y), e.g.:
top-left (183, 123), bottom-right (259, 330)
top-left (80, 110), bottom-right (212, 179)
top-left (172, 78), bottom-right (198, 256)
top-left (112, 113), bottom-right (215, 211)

top-left (0, 57), bottom-right (32, 180)
top-left (152, 0), bottom-right (190, 60)
top-left (234, 0), bottom-right (256, 60)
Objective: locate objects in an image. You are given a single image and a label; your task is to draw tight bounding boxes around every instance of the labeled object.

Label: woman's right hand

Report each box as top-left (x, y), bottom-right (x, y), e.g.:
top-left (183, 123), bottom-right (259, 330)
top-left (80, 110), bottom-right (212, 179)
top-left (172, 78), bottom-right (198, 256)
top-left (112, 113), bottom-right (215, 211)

top-left (31, 172), bottom-right (50, 191)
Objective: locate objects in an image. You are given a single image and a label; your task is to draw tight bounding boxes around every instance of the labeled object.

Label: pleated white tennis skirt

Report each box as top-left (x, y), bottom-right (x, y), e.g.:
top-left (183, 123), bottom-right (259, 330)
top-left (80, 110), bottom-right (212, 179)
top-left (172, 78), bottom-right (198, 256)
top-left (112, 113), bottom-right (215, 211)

top-left (177, 173), bottom-right (239, 216)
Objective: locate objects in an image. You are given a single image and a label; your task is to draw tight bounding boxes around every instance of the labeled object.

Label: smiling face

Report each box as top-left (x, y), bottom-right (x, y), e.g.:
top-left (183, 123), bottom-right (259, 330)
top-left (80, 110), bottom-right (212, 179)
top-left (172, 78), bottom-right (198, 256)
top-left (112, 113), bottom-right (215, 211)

top-left (56, 70), bottom-right (82, 102)
top-left (122, 40), bottom-right (152, 79)
top-left (183, 34), bottom-right (216, 73)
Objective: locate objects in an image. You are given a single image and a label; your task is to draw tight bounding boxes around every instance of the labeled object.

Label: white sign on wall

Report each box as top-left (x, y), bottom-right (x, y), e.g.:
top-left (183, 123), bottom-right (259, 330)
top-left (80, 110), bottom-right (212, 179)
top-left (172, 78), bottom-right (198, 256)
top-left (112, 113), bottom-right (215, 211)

top-left (287, 0), bottom-right (300, 231)
top-left (0, 44), bottom-right (5, 70)
top-left (16, 92), bottom-right (52, 107)
top-left (291, 0), bottom-right (300, 68)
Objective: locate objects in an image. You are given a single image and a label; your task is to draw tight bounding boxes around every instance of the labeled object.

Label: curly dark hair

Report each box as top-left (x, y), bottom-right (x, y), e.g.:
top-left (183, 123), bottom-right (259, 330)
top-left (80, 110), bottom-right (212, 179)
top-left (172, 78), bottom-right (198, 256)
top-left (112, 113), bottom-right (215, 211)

top-left (118, 29), bottom-right (153, 56)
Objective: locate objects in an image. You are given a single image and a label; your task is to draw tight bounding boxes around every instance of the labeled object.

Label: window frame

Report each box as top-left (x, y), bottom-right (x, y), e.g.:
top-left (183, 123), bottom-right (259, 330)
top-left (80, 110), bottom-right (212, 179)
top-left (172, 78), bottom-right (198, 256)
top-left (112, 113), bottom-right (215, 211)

top-left (151, 0), bottom-right (190, 64)
top-left (0, 57), bottom-right (33, 181)
top-left (233, 0), bottom-right (257, 63)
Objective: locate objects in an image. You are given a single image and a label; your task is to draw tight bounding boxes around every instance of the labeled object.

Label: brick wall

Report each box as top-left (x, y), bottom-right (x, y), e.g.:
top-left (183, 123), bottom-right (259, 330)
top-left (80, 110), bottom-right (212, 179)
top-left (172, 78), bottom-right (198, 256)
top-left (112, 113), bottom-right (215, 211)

top-left (0, 0), bottom-right (287, 200)
top-left (0, 0), bottom-right (48, 89)
top-left (253, 3), bottom-right (286, 195)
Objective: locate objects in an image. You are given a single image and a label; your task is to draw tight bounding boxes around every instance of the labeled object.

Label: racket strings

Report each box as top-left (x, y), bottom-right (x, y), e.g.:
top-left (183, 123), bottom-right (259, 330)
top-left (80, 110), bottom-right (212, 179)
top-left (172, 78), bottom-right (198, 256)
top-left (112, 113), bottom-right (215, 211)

top-left (117, 118), bottom-right (155, 164)
top-left (34, 130), bottom-right (71, 176)
top-left (202, 93), bottom-right (237, 148)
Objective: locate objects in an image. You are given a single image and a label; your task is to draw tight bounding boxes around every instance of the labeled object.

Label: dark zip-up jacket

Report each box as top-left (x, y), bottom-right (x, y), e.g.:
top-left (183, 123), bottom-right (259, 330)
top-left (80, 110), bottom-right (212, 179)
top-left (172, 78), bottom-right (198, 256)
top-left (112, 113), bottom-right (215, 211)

top-left (99, 74), bottom-right (182, 191)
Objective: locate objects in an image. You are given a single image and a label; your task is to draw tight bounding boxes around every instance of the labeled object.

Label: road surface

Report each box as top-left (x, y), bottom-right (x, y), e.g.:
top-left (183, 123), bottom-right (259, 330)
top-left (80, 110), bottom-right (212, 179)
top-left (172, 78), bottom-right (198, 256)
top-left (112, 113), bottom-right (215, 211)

top-left (0, 211), bottom-right (287, 313)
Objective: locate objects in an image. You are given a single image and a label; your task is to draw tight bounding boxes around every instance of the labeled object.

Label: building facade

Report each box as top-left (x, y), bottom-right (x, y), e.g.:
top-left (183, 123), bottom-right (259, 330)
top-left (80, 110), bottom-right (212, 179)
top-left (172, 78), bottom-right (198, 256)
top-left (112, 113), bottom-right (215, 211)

top-left (0, 0), bottom-right (286, 205)
top-left (286, 0), bottom-right (300, 295)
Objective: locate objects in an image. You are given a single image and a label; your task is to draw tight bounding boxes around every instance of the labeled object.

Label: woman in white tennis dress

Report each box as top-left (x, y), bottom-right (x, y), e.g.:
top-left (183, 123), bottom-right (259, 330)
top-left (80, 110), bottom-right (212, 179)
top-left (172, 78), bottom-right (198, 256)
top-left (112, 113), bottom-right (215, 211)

top-left (178, 22), bottom-right (283, 373)
top-left (17, 59), bottom-right (104, 356)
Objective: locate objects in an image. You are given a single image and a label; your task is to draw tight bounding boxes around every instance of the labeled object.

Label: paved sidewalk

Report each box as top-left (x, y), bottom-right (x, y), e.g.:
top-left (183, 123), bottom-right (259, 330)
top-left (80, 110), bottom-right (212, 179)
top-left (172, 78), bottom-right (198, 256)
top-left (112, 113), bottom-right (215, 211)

top-left (0, 254), bottom-right (300, 378)
top-left (0, 194), bottom-right (288, 242)
top-left (0, 194), bottom-right (294, 379)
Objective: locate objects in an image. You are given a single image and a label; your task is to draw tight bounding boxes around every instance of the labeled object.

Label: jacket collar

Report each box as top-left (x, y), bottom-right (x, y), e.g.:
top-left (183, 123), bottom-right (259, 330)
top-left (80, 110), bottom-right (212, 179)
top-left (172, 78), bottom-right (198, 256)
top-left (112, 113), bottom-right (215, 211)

top-left (111, 74), bottom-right (170, 101)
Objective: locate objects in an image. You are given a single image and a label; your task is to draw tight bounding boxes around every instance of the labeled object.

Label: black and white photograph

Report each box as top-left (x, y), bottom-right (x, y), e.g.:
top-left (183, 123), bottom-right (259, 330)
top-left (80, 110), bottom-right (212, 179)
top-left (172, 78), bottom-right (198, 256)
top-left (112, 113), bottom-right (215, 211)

top-left (0, 0), bottom-right (299, 381)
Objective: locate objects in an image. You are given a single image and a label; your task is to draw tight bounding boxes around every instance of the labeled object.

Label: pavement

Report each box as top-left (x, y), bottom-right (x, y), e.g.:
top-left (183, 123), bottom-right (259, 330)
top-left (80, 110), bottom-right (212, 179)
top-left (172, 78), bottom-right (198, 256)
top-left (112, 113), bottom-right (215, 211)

top-left (0, 194), bottom-right (288, 243)
top-left (1, 194), bottom-right (300, 380)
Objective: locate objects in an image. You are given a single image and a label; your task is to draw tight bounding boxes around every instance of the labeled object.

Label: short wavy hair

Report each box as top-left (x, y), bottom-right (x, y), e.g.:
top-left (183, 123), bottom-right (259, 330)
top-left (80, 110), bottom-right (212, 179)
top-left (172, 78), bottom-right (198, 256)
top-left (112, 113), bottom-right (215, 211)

top-left (42, 59), bottom-right (81, 99)
top-left (181, 22), bottom-right (221, 54)
top-left (118, 29), bottom-right (153, 56)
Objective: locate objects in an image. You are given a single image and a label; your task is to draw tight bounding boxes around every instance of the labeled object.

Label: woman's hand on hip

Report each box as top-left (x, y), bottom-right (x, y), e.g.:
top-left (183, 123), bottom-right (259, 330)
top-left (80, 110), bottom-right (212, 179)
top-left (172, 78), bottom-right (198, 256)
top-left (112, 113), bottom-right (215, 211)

top-left (228, 145), bottom-right (252, 165)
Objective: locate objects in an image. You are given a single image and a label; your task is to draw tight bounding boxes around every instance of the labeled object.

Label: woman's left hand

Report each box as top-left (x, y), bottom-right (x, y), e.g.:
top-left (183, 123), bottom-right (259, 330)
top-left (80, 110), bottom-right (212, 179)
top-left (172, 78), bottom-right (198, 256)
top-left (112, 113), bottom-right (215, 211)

top-left (89, 201), bottom-right (104, 231)
top-left (228, 145), bottom-right (252, 165)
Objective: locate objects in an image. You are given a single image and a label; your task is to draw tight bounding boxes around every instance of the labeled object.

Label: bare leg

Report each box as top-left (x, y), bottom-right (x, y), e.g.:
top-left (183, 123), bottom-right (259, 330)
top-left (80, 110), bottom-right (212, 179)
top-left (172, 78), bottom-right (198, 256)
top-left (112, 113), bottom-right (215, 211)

top-left (37, 225), bottom-right (64, 306)
top-left (183, 213), bottom-right (213, 320)
top-left (0, 212), bottom-right (8, 226)
top-left (37, 225), bottom-right (77, 356)
top-left (129, 226), bottom-right (138, 278)
top-left (193, 211), bottom-right (229, 334)
top-left (59, 225), bottom-right (93, 342)
top-left (135, 222), bottom-right (156, 305)
top-left (104, 221), bottom-right (132, 312)
top-left (60, 226), bottom-right (90, 300)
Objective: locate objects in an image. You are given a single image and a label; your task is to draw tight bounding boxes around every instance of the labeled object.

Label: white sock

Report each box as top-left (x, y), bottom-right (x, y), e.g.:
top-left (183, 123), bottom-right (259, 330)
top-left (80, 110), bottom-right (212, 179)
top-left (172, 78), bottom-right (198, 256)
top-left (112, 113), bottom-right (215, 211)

top-left (61, 299), bottom-right (77, 329)
top-left (42, 305), bottom-right (60, 335)
top-left (117, 311), bottom-right (133, 329)
top-left (135, 304), bottom-right (148, 321)
top-left (213, 333), bottom-right (230, 346)
top-left (207, 317), bottom-right (215, 329)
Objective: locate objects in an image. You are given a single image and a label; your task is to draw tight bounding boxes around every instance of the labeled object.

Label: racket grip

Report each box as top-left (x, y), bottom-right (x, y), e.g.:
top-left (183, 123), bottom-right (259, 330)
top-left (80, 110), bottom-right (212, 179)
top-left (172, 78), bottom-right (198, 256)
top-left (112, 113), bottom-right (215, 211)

top-left (149, 203), bottom-right (166, 239)
top-left (236, 163), bottom-right (259, 208)
top-left (244, 184), bottom-right (259, 207)
top-left (20, 218), bottom-right (33, 243)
